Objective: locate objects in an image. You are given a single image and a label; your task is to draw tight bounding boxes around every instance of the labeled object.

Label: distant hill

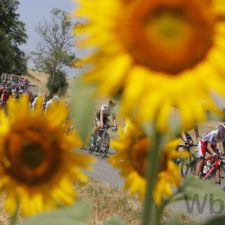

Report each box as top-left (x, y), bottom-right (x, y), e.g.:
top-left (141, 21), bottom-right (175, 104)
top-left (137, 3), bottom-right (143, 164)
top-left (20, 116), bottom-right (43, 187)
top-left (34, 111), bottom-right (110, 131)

top-left (21, 69), bottom-right (49, 95)
top-left (22, 69), bottom-right (75, 96)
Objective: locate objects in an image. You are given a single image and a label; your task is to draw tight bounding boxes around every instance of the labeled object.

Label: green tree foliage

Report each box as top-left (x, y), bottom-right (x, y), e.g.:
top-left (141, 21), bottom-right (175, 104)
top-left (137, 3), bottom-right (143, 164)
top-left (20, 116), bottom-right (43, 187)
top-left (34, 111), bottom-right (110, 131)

top-left (32, 8), bottom-right (78, 96)
top-left (47, 70), bottom-right (68, 96)
top-left (0, 0), bottom-right (27, 75)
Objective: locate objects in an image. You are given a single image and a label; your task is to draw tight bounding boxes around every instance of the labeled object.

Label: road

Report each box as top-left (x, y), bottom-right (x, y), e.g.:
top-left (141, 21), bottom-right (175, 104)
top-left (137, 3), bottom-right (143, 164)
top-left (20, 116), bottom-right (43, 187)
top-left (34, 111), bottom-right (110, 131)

top-left (85, 149), bottom-right (124, 188)
top-left (83, 148), bottom-right (225, 223)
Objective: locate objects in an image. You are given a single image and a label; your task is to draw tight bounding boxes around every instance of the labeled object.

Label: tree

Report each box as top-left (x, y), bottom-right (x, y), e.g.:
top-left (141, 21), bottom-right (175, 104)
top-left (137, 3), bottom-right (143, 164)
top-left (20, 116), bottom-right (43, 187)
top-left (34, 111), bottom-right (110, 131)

top-left (0, 0), bottom-right (27, 75)
top-left (47, 70), bottom-right (68, 96)
top-left (32, 8), bottom-right (78, 96)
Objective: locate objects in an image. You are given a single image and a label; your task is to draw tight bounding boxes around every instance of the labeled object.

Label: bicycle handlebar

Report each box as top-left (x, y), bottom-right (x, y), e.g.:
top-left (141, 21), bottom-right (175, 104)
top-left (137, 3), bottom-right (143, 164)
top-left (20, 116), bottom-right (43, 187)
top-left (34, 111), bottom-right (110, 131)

top-left (177, 143), bottom-right (197, 150)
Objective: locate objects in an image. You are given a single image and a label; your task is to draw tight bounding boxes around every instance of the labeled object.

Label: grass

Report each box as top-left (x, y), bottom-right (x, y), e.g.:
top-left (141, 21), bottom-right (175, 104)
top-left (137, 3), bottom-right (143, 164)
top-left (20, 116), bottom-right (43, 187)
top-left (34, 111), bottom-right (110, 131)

top-left (77, 179), bottom-right (142, 225)
top-left (76, 179), bottom-right (199, 225)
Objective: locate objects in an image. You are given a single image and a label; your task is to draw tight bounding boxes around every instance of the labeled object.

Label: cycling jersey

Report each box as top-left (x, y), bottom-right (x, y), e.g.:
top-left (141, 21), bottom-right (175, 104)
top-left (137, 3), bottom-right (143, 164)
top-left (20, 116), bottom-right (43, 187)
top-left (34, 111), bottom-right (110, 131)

top-left (201, 130), bottom-right (224, 146)
top-left (96, 104), bottom-right (115, 120)
top-left (198, 130), bottom-right (225, 158)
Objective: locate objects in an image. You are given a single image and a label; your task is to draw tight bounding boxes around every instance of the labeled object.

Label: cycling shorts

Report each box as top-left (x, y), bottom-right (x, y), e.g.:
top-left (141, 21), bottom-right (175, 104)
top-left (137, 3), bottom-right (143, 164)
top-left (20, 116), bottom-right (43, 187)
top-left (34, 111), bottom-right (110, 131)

top-left (198, 140), bottom-right (207, 158)
top-left (197, 140), bottom-right (219, 158)
top-left (95, 116), bottom-right (109, 125)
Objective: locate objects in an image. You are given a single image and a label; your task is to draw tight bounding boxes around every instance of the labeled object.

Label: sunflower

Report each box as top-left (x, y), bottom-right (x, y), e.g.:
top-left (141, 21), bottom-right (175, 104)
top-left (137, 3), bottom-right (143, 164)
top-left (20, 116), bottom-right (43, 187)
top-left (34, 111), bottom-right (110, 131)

top-left (0, 96), bottom-right (93, 216)
top-left (109, 119), bottom-right (187, 205)
top-left (74, 0), bottom-right (225, 132)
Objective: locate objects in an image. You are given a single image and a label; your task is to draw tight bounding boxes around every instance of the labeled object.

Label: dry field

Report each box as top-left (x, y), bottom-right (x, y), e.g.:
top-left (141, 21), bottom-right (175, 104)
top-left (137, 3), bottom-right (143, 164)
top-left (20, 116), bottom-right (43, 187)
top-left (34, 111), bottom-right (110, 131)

top-left (22, 69), bottom-right (49, 95)
top-left (0, 179), bottom-right (199, 225)
top-left (76, 179), bottom-right (199, 225)
top-left (77, 179), bottom-right (142, 225)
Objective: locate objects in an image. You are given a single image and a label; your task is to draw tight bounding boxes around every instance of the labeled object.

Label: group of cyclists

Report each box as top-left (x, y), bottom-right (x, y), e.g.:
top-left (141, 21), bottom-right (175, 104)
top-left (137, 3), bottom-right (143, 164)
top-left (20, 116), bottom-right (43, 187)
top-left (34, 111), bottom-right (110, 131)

top-left (2, 72), bottom-right (223, 182)
top-left (31, 88), bottom-right (60, 111)
top-left (181, 123), bottom-right (225, 184)
top-left (92, 99), bottom-right (225, 184)
top-left (0, 77), bottom-right (33, 107)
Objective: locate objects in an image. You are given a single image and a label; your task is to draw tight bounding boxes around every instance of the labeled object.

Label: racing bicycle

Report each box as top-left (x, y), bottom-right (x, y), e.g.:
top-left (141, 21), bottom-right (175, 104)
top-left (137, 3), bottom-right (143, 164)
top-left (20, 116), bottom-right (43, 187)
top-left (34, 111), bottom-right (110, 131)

top-left (202, 155), bottom-right (225, 184)
top-left (89, 124), bottom-right (117, 157)
top-left (176, 143), bottom-right (198, 177)
top-left (177, 143), bottom-right (225, 184)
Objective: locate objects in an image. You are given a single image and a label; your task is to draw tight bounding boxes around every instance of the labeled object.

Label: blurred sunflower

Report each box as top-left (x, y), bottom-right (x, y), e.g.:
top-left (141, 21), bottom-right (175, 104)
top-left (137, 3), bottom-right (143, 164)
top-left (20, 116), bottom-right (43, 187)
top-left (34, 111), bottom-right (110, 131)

top-left (109, 119), bottom-right (187, 205)
top-left (0, 96), bottom-right (93, 216)
top-left (74, 0), bottom-right (225, 131)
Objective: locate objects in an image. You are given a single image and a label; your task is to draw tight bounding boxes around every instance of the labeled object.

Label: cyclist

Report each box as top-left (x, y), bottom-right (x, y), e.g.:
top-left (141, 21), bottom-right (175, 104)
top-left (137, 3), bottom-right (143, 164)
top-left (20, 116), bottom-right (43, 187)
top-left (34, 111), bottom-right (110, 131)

top-left (180, 126), bottom-right (199, 146)
top-left (222, 122), bottom-right (225, 155)
top-left (45, 88), bottom-right (60, 110)
top-left (92, 100), bottom-right (117, 144)
top-left (181, 131), bottom-right (194, 146)
top-left (195, 124), bottom-right (225, 183)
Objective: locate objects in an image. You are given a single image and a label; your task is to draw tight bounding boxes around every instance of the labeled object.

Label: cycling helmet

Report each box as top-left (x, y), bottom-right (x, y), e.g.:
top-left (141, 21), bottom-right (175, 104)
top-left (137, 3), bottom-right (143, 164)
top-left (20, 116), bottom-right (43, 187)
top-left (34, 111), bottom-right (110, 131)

top-left (218, 124), bottom-right (225, 133)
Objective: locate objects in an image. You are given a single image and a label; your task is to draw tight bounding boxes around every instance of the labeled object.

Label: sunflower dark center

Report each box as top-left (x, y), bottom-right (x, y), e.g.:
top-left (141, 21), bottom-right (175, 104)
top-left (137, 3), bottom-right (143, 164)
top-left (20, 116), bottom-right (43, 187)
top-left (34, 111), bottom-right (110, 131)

top-left (130, 137), bottom-right (167, 178)
top-left (3, 135), bottom-right (61, 186)
top-left (20, 143), bottom-right (44, 168)
top-left (121, 0), bottom-right (213, 74)
top-left (130, 138), bottom-right (148, 177)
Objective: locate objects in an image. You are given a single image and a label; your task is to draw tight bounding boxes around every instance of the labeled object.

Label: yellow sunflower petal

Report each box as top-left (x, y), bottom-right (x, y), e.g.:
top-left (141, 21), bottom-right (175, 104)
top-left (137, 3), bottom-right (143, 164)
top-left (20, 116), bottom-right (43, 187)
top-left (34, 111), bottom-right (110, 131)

top-left (75, 0), bottom-right (225, 132)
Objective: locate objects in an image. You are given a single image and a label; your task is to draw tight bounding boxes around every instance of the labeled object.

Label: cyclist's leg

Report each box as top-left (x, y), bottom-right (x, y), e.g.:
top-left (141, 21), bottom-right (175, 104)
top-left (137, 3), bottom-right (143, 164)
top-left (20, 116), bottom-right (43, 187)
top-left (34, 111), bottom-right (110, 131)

top-left (195, 140), bottom-right (206, 177)
top-left (93, 119), bottom-right (101, 138)
top-left (90, 118), bottom-right (101, 150)
top-left (98, 117), bottom-right (108, 151)
top-left (214, 154), bottom-right (221, 183)
top-left (212, 148), bottom-right (221, 183)
top-left (195, 158), bottom-right (204, 176)
top-left (215, 166), bottom-right (221, 184)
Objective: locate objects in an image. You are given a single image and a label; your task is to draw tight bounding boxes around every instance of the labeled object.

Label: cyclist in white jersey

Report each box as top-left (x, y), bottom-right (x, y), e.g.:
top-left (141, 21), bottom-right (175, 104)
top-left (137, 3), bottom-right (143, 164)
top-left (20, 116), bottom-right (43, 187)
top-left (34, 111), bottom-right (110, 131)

top-left (195, 125), bottom-right (225, 179)
top-left (93, 100), bottom-right (117, 139)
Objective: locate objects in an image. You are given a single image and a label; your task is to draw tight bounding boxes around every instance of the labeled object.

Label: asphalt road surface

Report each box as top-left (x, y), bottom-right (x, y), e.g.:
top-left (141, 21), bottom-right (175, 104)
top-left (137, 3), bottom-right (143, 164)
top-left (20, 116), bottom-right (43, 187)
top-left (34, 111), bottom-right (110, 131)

top-left (82, 148), bottom-right (225, 223)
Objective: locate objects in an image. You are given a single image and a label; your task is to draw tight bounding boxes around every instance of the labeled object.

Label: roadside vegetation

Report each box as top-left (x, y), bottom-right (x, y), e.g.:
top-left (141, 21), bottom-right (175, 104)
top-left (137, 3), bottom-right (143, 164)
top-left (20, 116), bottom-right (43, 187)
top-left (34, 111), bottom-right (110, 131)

top-left (77, 179), bottom-right (199, 225)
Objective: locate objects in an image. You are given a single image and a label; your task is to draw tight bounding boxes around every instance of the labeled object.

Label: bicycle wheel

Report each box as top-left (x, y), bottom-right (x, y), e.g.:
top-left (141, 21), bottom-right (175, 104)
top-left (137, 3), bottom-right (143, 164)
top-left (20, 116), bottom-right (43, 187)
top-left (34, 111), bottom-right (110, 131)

top-left (99, 133), bottom-right (110, 157)
top-left (180, 153), bottom-right (197, 177)
top-left (88, 136), bottom-right (95, 154)
top-left (176, 145), bottom-right (188, 169)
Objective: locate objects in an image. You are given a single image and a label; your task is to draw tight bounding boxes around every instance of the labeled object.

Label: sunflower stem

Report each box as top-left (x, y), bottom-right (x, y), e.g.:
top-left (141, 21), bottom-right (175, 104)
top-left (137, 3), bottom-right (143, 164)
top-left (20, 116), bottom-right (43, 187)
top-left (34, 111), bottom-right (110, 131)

top-left (10, 199), bottom-right (19, 225)
top-left (156, 207), bottom-right (161, 225)
top-left (142, 133), bottom-right (163, 225)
